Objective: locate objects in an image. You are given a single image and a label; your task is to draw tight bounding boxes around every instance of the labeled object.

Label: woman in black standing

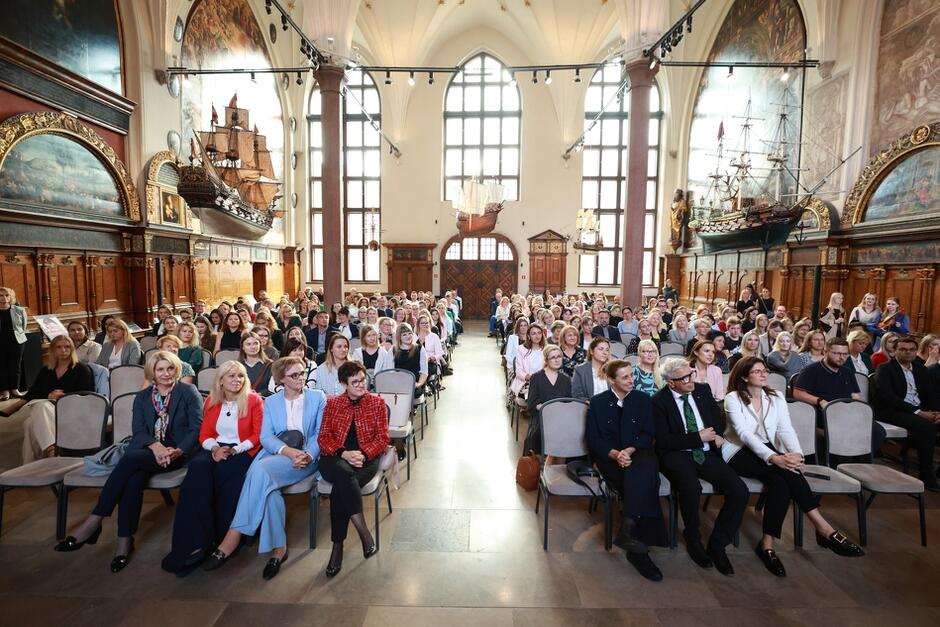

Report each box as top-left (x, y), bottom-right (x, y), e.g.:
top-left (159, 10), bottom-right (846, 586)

top-left (0, 286), bottom-right (28, 400)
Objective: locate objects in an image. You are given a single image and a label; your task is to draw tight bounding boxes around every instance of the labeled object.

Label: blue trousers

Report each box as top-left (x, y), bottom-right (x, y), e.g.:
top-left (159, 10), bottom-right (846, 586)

top-left (229, 452), bottom-right (317, 553)
top-left (92, 448), bottom-right (183, 537)
top-left (489, 315), bottom-right (497, 333)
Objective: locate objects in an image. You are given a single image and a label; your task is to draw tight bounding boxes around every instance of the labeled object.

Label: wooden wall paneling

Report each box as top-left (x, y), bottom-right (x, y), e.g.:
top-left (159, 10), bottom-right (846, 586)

top-left (913, 267), bottom-right (936, 334)
top-left (0, 252), bottom-right (38, 313)
top-left (88, 255), bottom-right (127, 326)
top-left (47, 254), bottom-right (86, 317)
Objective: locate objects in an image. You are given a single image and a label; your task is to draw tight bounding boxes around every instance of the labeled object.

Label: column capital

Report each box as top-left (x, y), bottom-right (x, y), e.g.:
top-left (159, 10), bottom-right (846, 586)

top-left (624, 59), bottom-right (658, 89)
top-left (313, 64), bottom-right (346, 93)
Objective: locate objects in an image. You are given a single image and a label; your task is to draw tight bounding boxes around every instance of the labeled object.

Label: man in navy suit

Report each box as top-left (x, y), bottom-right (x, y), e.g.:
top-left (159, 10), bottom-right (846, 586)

top-left (652, 357), bottom-right (747, 576)
top-left (586, 359), bottom-right (667, 581)
top-left (591, 309), bottom-right (622, 342)
top-left (305, 310), bottom-right (338, 360)
top-left (334, 307), bottom-right (360, 341)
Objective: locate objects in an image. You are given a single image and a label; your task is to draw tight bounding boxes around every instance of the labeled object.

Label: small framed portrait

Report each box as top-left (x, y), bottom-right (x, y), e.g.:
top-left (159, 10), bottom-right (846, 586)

top-left (161, 190), bottom-right (184, 225)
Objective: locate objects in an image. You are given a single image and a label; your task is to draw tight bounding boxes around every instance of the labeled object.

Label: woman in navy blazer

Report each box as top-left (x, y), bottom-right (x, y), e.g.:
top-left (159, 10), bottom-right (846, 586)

top-left (55, 351), bottom-right (203, 573)
top-left (204, 356), bottom-right (326, 580)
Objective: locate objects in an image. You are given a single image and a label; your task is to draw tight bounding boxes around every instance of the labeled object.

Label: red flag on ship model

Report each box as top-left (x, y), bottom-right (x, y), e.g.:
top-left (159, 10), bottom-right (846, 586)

top-left (210, 105), bottom-right (219, 126)
top-left (228, 93), bottom-right (238, 108)
top-left (717, 121), bottom-right (725, 141)
top-left (253, 124), bottom-right (259, 134)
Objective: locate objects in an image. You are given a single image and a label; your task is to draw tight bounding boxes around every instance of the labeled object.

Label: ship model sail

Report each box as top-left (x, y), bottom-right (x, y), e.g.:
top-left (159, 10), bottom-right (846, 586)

top-left (690, 88), bottom-right (814, 254)
top-left (178, 94), bottom-right (283, 238)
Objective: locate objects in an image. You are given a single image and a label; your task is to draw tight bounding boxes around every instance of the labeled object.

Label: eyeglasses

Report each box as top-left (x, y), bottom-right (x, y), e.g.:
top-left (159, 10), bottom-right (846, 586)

top-left (284, 372), bottom-right (305, 380)
top-left (640, 350), bottom-right (658, 355)
top-left (346, 377), bottom-right (367, 387)
top-left (828, 351), bottom-right (848, 357)
top-left (669, 374), bottom-right (693, 383)
top-left (749, 368), bottom-right (768, 375)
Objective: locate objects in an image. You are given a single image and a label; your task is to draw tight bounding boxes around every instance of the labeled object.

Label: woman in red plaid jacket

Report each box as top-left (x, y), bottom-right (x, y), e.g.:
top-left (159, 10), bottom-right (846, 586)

top-left (317, 360), bottom-right (389, 578)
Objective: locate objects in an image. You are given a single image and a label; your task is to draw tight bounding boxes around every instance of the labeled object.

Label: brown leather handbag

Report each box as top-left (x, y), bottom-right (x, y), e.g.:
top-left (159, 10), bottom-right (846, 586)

top-left (515, 449), bottom-right (540, 491)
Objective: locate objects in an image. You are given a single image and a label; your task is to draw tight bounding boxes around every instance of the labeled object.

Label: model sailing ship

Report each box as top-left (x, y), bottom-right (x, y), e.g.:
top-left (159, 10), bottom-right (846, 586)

top-left (178, 94), bottom-right (283, 238)
top-left (690, 87), bottom-right (819, 254)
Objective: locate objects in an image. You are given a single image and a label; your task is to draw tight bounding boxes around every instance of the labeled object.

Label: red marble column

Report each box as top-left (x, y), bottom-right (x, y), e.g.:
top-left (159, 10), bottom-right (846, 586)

top-left (314, 65), bottom-right (345, 305)
top-left (620, 59), bottom-right (658, 308)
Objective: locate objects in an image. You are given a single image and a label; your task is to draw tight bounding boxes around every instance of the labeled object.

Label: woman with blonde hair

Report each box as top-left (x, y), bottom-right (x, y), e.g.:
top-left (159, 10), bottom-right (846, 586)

top-left (314, 333), bottom-right (351, 396)
top-left (798, 329), bottom-right (826, 368)
top-left (871, 331), bottom-right (899, 369)
top-left (728, 329), bottom-right (761, 371)
top-left (916, 333), bottom-right (940, 368)
top-left (845, 329), bottom-right (873, 376)
top-left (56, 351), bottom-right (202, 572)
top-left (767, 332), bottom-right (802, 380)
top-left (156, 335), bottom-right (196, 384)
top-left (352, 325), bottom-right (394, 375)
top-left (559, 324), bottom-right (586, 377)
top-left (791, 318), bottom-right (812, 349)
top-left (95, 318), bottom-right (142, 369)
top-left (0, 285), bottom-right (28, 400)
top-left (176, 321), bottom-right (204, 372)
top-left (819, 292), bottom-right (846, 339)
top-left (524, 344), bottom-right (572, 460)
top-left (849, 292), bottom-right (881, 327)
top-left (161, 361), bottom-right (263, 575)
top-left (8, 335), bottom-right (94, 462)
top-left (632, 339), bottom-right (663, 396)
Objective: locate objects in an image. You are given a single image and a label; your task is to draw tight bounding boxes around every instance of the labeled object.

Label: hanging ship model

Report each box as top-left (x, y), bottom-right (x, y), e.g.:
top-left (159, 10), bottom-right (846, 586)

top-left (454, 177), bottom-right (504, 236)
top-left (178, 94), bottom-right (283, 238)
top-left (689, 86), bottom-right (844, 254)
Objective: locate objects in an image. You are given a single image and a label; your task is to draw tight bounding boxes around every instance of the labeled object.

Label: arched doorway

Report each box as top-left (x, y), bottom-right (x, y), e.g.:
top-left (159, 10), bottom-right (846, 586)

top-left (441, 233), bottom-right (518, 319)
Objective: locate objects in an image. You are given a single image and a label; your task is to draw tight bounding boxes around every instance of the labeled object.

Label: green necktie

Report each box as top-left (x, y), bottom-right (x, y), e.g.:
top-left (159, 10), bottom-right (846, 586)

top-left (681, 394), bottom-right (705, 464)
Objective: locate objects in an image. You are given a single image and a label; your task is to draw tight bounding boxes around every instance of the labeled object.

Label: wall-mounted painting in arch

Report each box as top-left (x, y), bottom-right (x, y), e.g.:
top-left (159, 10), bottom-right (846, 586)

top-left (686, 0), bottom-right (806, 213)
top-left (0, 0), bottom-right (123, 94)
top-left (0, 112), bottom-right (139, 223)
top-left (181, 0), bottom-right (284, 237)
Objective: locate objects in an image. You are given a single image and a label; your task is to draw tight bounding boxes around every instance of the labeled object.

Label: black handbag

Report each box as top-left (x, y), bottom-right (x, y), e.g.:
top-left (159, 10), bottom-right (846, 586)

top-left (276, 429), bottom-right (305, 449)
top-left (566, 460), bottom-right (601, 497)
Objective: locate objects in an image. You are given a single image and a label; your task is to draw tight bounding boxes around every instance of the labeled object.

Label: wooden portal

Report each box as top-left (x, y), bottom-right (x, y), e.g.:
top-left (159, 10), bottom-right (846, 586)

top-left (440, 233), bottom-right (517, 319)
top-left (384, 243), bottom-right (435, 294)
top-left (528, 230), bottom-right (568, 296)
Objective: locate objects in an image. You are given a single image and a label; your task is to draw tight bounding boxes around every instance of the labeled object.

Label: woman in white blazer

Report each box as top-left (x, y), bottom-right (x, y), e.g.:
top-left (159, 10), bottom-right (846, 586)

top-left (723, 356), bottom-right (863, 577)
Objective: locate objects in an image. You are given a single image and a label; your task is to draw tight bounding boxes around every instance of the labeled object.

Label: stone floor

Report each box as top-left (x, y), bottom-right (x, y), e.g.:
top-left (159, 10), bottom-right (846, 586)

top-left (1, 323), bottom-right (939, 626)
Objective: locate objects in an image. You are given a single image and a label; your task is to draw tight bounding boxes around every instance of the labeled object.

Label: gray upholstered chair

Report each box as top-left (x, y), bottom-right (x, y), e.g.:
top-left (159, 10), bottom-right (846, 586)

top-left (108, 365), bottom-right (145, 401)
top-left (787, 400), bottom-right (865, 545)
top-left (143, 347), bottom-right (159, 363)
top-left (214, 349), bottom-right (240, 366)
top-left (59, 391), bottom-right (187, 536)
top-left (620, 333), bottom-right (638, 352)
top-left (535, 398), bottom-right (606, 550)
top-left (660, 341), bottom-right (685, 356)
top-left (608, 341), bottom-right (627, 360)
top-left (766, 372), bottom-right (788, 395)
top-left (138, 336), bottom-right (158, 352)
top-left (0, 392), bottom-right (109, 538)
top-left (824, 400), bottom-right (926, 546)
top-left (311, 448), bottom-right (395, 550)
top-left (196, 366), bottom-right (218, 394)
top-left (859, 372), bottom-right (908, 441)
top-left (622, 354), bottom-right (640, 368)
top-left (281, 474), bottom-right (319, 549)
top-left (375, 368), bottom-right (423, 439)
top-left (199, 348), bottom-right (214, 371)
top-left (379, 391), bottom-right (418, 480)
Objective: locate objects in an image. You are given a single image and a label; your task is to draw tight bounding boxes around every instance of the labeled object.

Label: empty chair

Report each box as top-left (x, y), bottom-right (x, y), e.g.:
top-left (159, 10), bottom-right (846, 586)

top-left (660, 342), bottom-right (685, 356)
top-left (854, 372), bottom-right (869, 402)
top-left (766, 372), bottom-right (787, 395)
top-left (374, 369), bottom-right (421, 437)
top-left (138, 336), bottom-right (158, 352)
top-left (380, 392), bottom-right (418, 480)
top-left (109, 365), bottom-right (145, 401)
top-left (824, 400), bottom-right (926, 546)
top-left (200, 348), bottom-right (214, 370)
top-left (214, 349), bottom-right (240, 366)
top-left (535, 399), bottom-right (605, 550)
top-left (196, 367), bottom-right (218, 394)
top-left (787, 400), bottom-right (864, 545)
top-left (608, 342), bottom-right (627, 360)
top-left (0, 392), bottom-right (109, 538)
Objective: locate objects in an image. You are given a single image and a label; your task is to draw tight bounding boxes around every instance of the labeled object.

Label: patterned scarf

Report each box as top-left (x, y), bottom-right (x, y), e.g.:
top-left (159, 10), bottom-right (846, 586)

top-left (151, 386), bottom-right (173, 443)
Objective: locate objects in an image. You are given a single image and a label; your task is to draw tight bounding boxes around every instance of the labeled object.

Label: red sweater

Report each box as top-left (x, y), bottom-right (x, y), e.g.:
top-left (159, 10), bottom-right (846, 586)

top-left (318, 392), bottom-right (389, 461)
top-left (199, 392), bottom-right (264, 456)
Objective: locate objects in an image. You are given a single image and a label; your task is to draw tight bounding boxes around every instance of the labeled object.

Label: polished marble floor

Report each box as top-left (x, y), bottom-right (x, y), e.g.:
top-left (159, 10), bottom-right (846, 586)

top-left (1, 323), bottom-right (940, 626)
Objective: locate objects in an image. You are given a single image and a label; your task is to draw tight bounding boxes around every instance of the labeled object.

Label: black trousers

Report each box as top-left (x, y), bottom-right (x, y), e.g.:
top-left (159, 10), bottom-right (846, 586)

top-left (659, 449), bottom-right (748, 549)
top-left (0, 334), bottom-right (23, 391)
top-left (162, 449), bottom-right (253, 572)
top-left (728, 447), bottom-right (820, 538)
top-left (595, 449), bottom-right (668, 547)
top-left (92, 448), bottom-right (183, 537)
top-left (318, 454), bottom-right (380, 543)
top-left (879, 410), bottom-right (938, 486)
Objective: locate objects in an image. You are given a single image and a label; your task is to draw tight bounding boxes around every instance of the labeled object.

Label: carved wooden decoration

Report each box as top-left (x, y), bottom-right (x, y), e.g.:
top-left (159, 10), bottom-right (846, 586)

top-left (144, 150), bottom-right (191, 230)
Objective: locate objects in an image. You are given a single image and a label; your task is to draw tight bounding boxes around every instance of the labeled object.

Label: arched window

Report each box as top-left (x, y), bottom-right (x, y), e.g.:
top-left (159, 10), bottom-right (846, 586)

top-left (578, 64), bottom-right (662, 287)
top-left (308, 69), bottom-right (382, 283)
top-left (443, 53), bottom-right (520, 202)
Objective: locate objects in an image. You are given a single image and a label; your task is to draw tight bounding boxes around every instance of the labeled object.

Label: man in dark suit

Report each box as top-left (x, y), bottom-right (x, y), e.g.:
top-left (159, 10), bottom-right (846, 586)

top-left (586, 359), bottom-right (668, 582)
top-left (488, 288), bottom-right (503, 336)
top-left (305, 310), bottom-right (338, 360)
top-left (334, 307), bottom-right (360, 341)
top-left (591, 309), bottom-right (622, 342)
top-left (652, 357), bottom-right (747, 575)
top-left (872, 336), bottom-right (940, 490)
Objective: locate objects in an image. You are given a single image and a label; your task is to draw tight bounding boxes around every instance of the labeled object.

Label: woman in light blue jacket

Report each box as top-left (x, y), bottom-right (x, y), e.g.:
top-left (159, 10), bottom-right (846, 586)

top-left (203, 356), bottom-right (326, 580)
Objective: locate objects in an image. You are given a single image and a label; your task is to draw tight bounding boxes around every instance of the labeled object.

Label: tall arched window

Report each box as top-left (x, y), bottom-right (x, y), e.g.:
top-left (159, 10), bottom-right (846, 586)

top-left (308, 69), bottom-right (382, 283)
top-left (578, 64), bottom-right (662, 287)
top-left (444, 53), bottom-right (520, 202)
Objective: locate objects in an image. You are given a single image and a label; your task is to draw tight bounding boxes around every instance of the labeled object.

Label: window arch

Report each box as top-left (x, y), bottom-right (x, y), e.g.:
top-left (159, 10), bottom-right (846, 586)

top-left (308, 68), bottom-right (382, 283)
top-left (578, 64), bottom-right (662, 287)
top-left (444, 53), bottom-right (520, 202)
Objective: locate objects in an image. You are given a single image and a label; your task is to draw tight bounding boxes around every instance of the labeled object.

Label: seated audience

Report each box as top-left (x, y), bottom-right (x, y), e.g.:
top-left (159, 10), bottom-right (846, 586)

top-left (586, 360), bottom-right (668, 581)
top-left (161, 361), bottom-right (263, 575)
top-left (632, 339), bottom-right (663, 396)
top-left (151, 304), bottom-right (174, 337)
top-left (239, 331), bottom-right (273, 395)
top-left (629, 318), bottom-right (660, 354)
top-left (318, 361), bottom-right (389, 577)
top-left (204, 357), bottom-right (326, 579)
top-left (510, 323), bottom-right (545, 397)
top-left (766, 331), bottom-right (802, 380)
top-left (706, 330), bottom-right (730, 373)
top-left (617, 307), bottom-right (639, 337)
top-left (723, 356), bottom-right (863, 577)
top-left (155, 335), bottom-right (195, 384)
top-left (915, 333), bottom-right (940, 368)
top-left (162, 316), bottom-right (180, 337)
top-left (251, 325), bottom-right (281, 361)
top-left (416, 313), bottom-right (446, 376)
top-left (333, 307), bottom-right (359, 340)
top-left (758, 320), bottom-right (783, 357)
top-left (352, 325), bottom-right (394, 376)
top-left (67, 321), bottom-right (101, 364)
top-left (314, 334), bottom-right (351, 397)
top-left (872, 336), bottom-right (940, 491)
top-left (870, 332), bottom-right (899, 369)
top-left (524, 345), bottom-right (572, 458)
top-left (253, 310), bottom-right (284, 352)
top-left (176, 321), bottom-right (204, 372)
top-left (215, 312), bottom-right (246, 354)
top-left (844, 329), bottom-right (873, 376)
top-left (305, 309), bottom-right (337, 360)
top-left (690, 340), bottom-right (725, 401)
top-left (579, 317), bottom-right (595, 350)
top-left (684, 318), bottom-right (710, 356)
top-left (194, 317), bottom-right (217, 353)
top-left (559, 324), bottom-right (586, 377)
top-left (275, 303), bottom-right (303, 333)
top-left (55, 352), bottom-right (202, 573)
top-left (592, 309), bottom-right (621, 342)
top-left (668, 314), bottom-right (692, 345)
top-left (653, 357), bottom-right (746, 576)
top-left (96, 318), bottom-right (142, 369)
top-left (798, 329), bottom-right (826, 368)
top-left (572, 337), bottom-right (611, 401)
top-left (728, 330), bottom-right (761, 371)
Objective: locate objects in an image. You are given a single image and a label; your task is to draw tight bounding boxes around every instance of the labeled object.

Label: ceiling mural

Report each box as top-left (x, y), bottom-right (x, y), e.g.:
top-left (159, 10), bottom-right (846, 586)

top-left (686, 0), bottom-right (806, 210)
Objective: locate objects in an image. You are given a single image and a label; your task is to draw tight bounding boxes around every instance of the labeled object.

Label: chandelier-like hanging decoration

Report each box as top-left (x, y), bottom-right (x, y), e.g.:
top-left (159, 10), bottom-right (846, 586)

top-left (455, 177), bottom-right (506, 236)
top-left (572, 208), bottom-right (603, 254)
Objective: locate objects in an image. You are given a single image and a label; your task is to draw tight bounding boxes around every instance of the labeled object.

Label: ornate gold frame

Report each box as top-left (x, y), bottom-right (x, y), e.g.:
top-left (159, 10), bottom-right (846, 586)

top-left (842, 121), bottom-right (939, 226)
top-left (145, 150), bottom-right (191, 230)
top-left (0, 111), bottom-right (140, 221)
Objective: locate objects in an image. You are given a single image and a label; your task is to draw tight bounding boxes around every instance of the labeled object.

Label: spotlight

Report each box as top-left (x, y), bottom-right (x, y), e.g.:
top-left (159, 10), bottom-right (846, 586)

top-left (408, 71), bottom-right (415, 86)
top-left (508, 72), bottom-right (516, 86)
top-left (574, 68), bottom-right (581, 82)
top-left (385, 70), bottom-right (391, 85)
top-left (780, 68), bottom-right (790, 82)
top-left (281, 14), bottom-right (288, 31)
top-left (428, 72), bottom-right (434, 85)
top-left (296, 72), bottom-right (303, 86)
top-left (544, 70), bottom-right (552, 85)
top-left (686, 15), bottom-right (693, 33)
top-left (250, 71), bottom-right (256, 81)
top-left (649, 57), bottom-right (657, 70)
top-left (265, 0), bottom-right (272, 15)
top-left (727, 66), bottom-right (734, 79)
top-left (531, 70), bottom-right (538, 84)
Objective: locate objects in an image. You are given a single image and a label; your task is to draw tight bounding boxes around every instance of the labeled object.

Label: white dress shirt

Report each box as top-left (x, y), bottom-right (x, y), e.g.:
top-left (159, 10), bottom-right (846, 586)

top-left (277, 393), bottom-right (306, 454)
top-left (671, 389), bottom-right (709, 451)
top-left (202, 400), bottom-right (253, 454)
top-left (900, 363), bottom-right (921, 406)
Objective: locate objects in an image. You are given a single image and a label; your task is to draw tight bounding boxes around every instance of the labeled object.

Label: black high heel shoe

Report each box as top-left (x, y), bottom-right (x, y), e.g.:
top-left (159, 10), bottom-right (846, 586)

top-left (110, 537), bottom-right (135, 573)
top-left (326, 545), bottom-right (344, 578)
top-left (363, 543), bottom-right (378, 560)
top-left (816, 531), bottom-right (864, 557)
top-left (54, 525), bottom-right (102, 552)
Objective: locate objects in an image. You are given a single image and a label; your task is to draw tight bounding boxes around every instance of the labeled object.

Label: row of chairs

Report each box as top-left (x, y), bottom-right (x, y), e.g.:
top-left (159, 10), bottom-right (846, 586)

top-left (533, 397), bottom-right (927, 551)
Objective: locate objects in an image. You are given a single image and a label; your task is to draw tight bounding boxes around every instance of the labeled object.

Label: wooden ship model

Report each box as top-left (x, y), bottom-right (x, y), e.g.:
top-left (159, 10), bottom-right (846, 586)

top-left (178, 94), bottom-right (283, 238)
top-left (572, 208), bottom-right (603, 254)
top-left (690, 90), bottom-right (812, 254)
top-left (455, 178), bottom-right (504, 236)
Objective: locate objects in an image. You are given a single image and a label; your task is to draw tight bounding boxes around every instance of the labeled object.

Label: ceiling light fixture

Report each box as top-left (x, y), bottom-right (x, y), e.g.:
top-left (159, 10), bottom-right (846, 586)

top-left (532, 70), bottom-right (538, 84)
top-left (544, 70), bottom-right (552, 85)
top-left (428, 72), bottom-right (434, 85)
top-left (408, 71), bottom-right (415, 86)
top-left (574, 68), bottom-right (581, 82)
top-left (385, 70), bottom-right (391, 85)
